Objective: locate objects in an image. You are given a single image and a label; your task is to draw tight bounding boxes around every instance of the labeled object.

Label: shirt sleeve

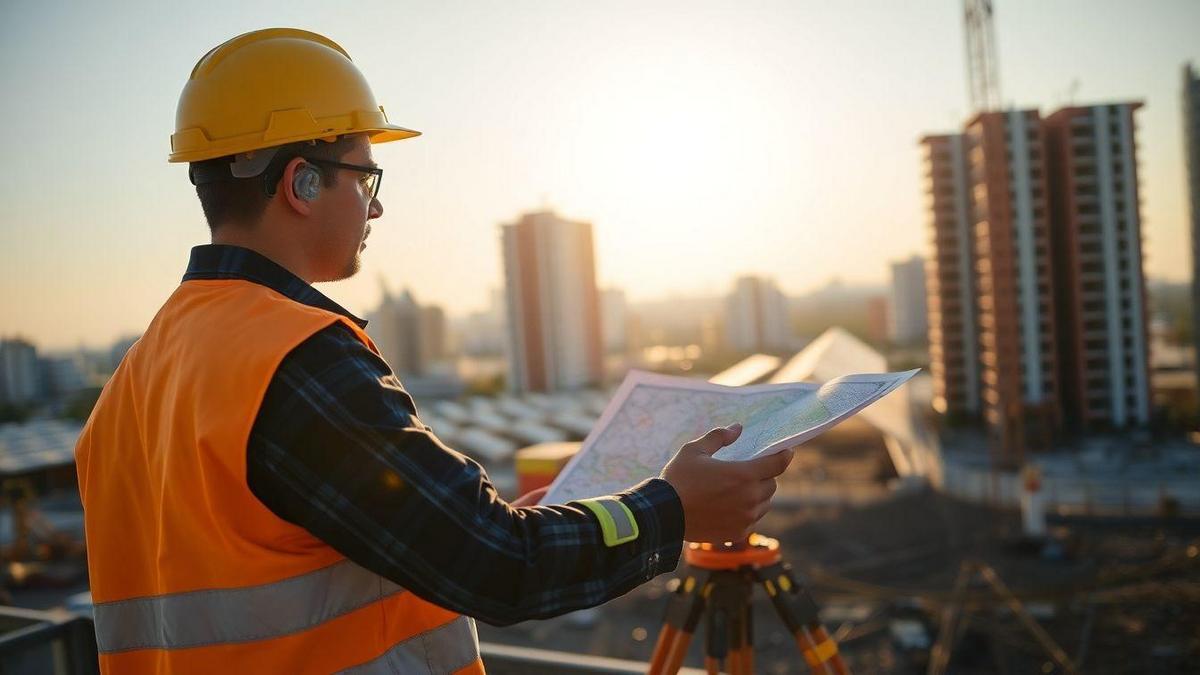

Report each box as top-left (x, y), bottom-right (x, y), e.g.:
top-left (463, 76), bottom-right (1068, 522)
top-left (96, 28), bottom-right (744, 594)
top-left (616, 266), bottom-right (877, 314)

top-left (246, 322), bottom-right (685, 626)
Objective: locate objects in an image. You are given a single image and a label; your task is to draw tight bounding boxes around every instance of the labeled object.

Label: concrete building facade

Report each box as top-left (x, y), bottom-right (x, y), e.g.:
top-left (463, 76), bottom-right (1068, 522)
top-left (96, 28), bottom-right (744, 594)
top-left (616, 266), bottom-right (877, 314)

top-left (725, 275), bottom-right (791, 353)
top-left (501, 210), bottom-right (604, 393)
top-left (366, 285), bottom-right (447, 377)
top-left (922, 103), bottom-right (1155, 462)
top-left (921, 134), bottom-right (981, 419)
top-left (1185, 64), bottom-right (1200, 392)
top-left (0, 338), bottom-right (40, 405)
top-left (1044, 102), bottom-right (1151, 431)
top-left (600, 288), bottom-right (629, 355)
top-left (966, 109), bottom-right (1060, 464)
top-left (889, 255), bottom-right (929, 345)
top-left (866, 295), bottom-right (889, 346)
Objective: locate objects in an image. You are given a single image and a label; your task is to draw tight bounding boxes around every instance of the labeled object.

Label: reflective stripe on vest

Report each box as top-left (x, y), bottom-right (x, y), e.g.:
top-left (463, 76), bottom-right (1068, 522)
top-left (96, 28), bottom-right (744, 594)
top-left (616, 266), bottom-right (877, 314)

top-left (94, 560), bottom-right (404, 653)
top-left (339, 616), bottom-right (480, 675)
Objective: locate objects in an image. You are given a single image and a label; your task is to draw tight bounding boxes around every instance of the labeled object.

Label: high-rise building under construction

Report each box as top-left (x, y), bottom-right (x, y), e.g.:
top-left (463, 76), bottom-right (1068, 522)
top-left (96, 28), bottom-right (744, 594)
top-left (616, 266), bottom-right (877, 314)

top-left (1044, 102), bottom-right (1151, 432)
top-left (965, 109), bottom-right (1060, 463)
top-left (920, 133), bottom-right (980, 420)
top-left (1184, 63), bottom-right (1200, 393)
top-left (922, 104), bottom-right (1150, 464)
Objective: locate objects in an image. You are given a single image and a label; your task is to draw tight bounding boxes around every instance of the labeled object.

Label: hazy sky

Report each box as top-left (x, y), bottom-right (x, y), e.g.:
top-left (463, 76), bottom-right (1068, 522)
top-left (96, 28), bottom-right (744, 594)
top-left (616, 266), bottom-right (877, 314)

top-left (2, 0), bottom-right (1198, 350)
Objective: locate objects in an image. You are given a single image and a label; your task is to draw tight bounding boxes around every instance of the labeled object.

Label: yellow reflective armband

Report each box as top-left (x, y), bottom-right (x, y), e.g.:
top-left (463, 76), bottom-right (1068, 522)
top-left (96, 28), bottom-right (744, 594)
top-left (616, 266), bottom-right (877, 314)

top-left (577, 497), bottom-right (639, 547)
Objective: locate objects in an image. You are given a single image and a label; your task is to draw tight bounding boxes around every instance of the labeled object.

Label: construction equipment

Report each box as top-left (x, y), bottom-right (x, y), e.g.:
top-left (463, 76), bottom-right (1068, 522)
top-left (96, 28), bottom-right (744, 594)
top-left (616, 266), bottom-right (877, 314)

top-left (963, 0), bottom-right (1002, 113)
top-left (0, 477), bottom-right (87, 600)
top-left (926, 560), bottom-right (1078, 675)
top-left (647, 535), bottom-right (849, 675)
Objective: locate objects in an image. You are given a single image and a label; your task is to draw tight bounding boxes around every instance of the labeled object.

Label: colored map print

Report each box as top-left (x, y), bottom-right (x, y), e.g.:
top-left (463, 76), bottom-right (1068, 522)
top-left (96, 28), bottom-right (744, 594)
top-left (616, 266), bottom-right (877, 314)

top-left (543, 369), bottom-right (918, 504)
top-left (713, 378), bottom-right (902, 461)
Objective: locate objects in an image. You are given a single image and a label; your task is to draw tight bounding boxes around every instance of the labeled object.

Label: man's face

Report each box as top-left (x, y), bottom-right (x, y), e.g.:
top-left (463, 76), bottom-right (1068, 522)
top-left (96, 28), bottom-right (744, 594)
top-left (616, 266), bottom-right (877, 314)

top-left (309, 134), bottom-right (383, 282)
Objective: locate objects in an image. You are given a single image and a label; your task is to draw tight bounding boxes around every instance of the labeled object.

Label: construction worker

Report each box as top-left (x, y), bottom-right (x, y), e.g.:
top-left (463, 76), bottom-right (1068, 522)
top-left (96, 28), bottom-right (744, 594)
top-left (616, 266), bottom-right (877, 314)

top-left (74, 28), bottom-right (794, 674)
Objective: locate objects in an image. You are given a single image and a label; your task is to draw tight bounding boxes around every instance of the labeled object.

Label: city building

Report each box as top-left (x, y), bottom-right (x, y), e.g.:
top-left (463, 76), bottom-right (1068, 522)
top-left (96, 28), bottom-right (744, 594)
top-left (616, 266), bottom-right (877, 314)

top-left (108, 335), bottom-right (139, 373)
top-left (366, 283), bottom-right (448, 377)
top-left (40, 353), bottom-right (91, 398)
top-left (420, 305), bottom-right (448, 365)
top-left (922, 103), bottom-right (1156, 458)
top-left (456, 289), bottom-right (507, 357)
top-left (888, 255), bottom-right (929, 345)
top-left (724, 275), bottom-right (791, 353)
top-left (600, 288), bottom-right (629, 355)
top-left (500, 210), bottom-right (604, 392)
top-left (1044, 102), bottom-right (1151, 431)
top-left (1185, 63), bottom-right (1200, 391)
top-left (0, 338), bottom-right (40, 406)
top-left (920, 133), bottom-right (981, 419)
top-left (965, 109), bottom-right (1060, 463)
top-left (866, 295), bottom-right (889, 345)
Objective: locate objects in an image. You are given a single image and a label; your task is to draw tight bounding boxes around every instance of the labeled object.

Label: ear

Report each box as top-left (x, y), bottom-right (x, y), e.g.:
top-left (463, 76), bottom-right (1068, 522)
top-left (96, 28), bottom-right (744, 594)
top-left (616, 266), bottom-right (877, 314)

top-left (279, 156), bottom-right (313, 217)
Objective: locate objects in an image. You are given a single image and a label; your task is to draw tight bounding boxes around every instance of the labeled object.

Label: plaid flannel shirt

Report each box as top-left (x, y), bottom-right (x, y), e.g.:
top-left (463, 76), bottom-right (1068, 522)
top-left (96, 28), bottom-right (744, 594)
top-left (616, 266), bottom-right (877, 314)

top-left (183, 244), bottom-right (684, 625)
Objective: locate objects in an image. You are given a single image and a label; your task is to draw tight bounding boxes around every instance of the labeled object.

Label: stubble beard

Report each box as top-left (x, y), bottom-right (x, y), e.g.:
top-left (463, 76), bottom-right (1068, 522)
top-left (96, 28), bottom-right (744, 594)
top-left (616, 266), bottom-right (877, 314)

top-left (338, 252), bottom-right (362, 281)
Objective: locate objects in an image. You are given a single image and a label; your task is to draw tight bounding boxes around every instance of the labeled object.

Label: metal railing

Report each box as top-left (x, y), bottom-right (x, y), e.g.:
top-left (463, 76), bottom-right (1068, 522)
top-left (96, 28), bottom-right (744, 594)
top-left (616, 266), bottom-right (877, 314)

top-left (482, 642), bottom-right (703, 674)
top-left (0, 606), bottom-right (98, 675)
top-left (0, 606), bottom-right (705, 675)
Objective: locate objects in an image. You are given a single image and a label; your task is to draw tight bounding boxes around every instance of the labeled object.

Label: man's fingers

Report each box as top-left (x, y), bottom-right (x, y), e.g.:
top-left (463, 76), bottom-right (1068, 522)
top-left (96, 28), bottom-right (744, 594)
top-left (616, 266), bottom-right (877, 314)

top-left (685, 423), bottom-right (743, 455)
top-left (759, 479), bottom-right (778, 503)
top-left (753, 500), bottom-right (771, 522)
top-left (744, 448), bottom-right (794, 479)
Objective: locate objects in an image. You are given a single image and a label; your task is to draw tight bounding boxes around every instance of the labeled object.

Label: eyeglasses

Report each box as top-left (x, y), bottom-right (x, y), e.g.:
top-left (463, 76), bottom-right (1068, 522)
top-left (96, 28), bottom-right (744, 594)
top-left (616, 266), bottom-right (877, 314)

top-left (304, 158), bottom-right (384, 200)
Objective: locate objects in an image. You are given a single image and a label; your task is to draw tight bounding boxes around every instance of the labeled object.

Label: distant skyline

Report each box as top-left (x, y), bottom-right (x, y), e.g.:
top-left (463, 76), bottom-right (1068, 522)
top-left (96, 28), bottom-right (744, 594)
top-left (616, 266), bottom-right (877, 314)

top-left (2, 0), bottom-right (1198, 349)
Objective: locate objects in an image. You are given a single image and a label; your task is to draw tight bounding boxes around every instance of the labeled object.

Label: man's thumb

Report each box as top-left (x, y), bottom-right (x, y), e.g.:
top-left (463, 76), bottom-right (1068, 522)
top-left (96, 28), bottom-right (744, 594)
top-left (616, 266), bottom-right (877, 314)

top-left (687, 423), bottom-right (743, 456)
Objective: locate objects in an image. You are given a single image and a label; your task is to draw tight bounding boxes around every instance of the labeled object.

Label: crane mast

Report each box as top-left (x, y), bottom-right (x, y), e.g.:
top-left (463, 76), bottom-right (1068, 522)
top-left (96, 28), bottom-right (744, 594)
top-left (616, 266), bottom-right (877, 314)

top-left (964, 0), bottom-right (1002, 112)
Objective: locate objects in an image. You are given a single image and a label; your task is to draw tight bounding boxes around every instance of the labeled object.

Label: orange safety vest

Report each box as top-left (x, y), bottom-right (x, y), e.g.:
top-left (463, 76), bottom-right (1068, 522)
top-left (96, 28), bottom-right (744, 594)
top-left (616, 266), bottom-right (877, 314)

top-left (76, 278), bottom-right (485, 674)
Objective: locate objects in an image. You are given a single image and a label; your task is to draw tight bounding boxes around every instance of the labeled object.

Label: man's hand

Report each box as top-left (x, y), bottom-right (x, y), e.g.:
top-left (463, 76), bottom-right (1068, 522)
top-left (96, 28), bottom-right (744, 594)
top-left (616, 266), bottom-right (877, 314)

top-left (660, 423), bottom-right (794, 543)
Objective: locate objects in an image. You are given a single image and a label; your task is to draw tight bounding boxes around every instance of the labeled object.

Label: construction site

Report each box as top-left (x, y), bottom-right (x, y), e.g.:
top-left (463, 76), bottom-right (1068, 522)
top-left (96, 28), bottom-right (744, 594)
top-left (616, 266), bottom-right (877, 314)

top-left (1, 0), bottom-right (1199, 673)
top-left (478, 419), bottom-right (1200, 673)
top-left (2, 330), bottom-right (1198, 673)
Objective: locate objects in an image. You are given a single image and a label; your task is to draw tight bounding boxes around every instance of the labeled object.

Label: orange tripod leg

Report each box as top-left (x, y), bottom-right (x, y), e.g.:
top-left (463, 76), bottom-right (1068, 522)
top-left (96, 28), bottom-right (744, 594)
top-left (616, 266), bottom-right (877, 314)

top-left (651, 537), bottom-right (852, 675)
top-left (704, 605), bottom-right (729, 675)
top-left (650, 568), bottom-right (711, 675)
top-left (796, 624), bottom-right (849, 675)
top-left (663, 628), bottom-right (695, 674)
top-left (648, 626), bottom-right (678, 675)
top-left (810, 625), bottom-right (849, 675)
top-left (739, 601), bottom-right (755, 675)
top-left (727, 598), bottom-right (751, 675)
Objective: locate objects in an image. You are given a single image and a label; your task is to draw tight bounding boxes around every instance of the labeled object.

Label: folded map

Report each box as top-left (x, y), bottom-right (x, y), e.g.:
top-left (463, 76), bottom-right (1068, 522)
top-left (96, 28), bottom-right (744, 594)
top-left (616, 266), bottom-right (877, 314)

top-left (542, 368), bottom-right (919, 505)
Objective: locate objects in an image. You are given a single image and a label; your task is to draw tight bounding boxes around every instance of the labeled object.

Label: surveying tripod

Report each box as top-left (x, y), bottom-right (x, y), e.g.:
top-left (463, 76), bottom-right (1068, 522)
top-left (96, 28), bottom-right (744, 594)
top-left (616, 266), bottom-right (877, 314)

top-left (647, 534), bottom-right (849, 675)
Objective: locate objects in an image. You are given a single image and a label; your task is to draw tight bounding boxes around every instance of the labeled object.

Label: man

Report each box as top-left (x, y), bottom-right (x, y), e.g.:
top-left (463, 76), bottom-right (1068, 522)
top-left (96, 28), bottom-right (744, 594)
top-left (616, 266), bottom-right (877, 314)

top-left (76, 28), bottom-right (793, 674)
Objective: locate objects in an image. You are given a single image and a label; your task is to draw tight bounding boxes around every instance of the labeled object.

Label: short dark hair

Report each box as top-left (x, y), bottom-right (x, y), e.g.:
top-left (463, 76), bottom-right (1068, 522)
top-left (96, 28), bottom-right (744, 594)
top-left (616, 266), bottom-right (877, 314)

top-left (192, 135), bottom-right (358, 230)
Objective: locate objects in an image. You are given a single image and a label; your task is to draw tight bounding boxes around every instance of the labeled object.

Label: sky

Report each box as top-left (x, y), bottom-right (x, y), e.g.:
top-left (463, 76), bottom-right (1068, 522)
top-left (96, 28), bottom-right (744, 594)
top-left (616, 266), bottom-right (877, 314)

top-left (1, 0), bottom-right (1198, 350)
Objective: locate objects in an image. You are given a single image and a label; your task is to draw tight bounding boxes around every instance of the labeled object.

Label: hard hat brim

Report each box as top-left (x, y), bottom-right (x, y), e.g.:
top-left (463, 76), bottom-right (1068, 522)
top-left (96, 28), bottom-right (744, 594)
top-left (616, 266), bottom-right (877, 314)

top-left (169, 123), bottom-right (421, 164)
top-left (369, 126), bottom-right (422, 144)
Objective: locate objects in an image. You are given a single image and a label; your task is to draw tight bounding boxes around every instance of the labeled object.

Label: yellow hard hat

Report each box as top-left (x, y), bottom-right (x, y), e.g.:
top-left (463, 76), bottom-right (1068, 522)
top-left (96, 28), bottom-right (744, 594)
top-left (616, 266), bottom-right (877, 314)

top-left (169, 28), bottom-right (419, 163)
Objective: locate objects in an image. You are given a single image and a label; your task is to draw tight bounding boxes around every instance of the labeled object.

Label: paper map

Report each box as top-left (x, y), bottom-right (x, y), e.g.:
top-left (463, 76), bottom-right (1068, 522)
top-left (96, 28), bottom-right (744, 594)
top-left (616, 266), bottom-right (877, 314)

top-left (542, 368), bottom-right (919, 505)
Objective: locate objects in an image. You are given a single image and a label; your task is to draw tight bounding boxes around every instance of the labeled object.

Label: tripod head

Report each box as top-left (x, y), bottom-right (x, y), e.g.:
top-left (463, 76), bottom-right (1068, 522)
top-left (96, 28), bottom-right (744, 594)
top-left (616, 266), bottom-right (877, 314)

top-left (685, 534), bottom-right (781, 571)
top-left (650, 533), bottom-right (851, 675)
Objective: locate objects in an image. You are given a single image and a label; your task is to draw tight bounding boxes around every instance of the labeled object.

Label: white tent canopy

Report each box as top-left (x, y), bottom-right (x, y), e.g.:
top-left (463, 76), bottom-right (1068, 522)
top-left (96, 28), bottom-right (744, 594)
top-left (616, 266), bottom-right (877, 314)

top-left (768, 328), bottom-right (935, 479)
